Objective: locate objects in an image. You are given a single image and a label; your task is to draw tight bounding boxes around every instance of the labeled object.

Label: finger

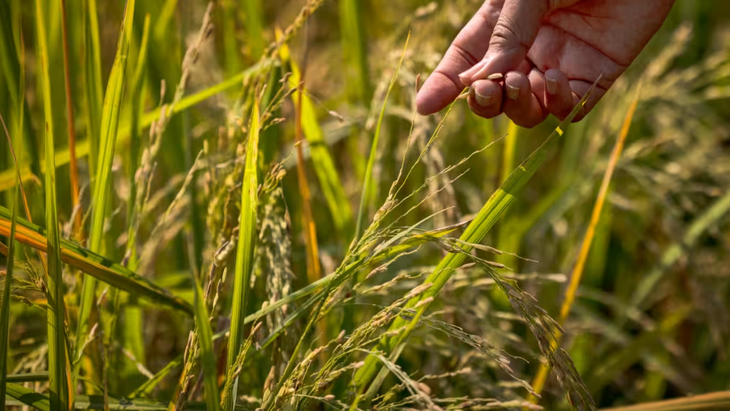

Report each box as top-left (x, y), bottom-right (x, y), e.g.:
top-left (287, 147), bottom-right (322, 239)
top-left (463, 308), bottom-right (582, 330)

top-left (502, 71), bottom-right (545, 128)
top-left (416, 2), bottom-right (503, 115)
top-left (543, 68), bottom-right (574, 120)
top-left (467, 0), bottom-right (548, 83)
top-left (467, 79), bottom-right (503, 119)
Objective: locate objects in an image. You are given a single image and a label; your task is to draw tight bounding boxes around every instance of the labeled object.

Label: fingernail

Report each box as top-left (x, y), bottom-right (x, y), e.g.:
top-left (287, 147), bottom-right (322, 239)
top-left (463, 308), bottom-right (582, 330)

top-left (507, 84), bottom-right (520, 100)
top-left (475, 91), bottom-right (494, 107)
top-left (459, 70), bottom-right (477, 86)
top-left (546, 77), bottom-right (557, 95)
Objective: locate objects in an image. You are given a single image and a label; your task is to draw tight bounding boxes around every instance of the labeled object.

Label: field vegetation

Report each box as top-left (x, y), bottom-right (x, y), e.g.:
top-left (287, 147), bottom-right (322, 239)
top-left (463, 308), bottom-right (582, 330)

top-left (1, 0), bottom-right (730, 410)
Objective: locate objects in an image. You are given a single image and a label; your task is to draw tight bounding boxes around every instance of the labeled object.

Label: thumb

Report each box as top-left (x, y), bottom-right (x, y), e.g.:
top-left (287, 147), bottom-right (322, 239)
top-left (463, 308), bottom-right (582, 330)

top-left (461, 0), bottom-right (547, 85)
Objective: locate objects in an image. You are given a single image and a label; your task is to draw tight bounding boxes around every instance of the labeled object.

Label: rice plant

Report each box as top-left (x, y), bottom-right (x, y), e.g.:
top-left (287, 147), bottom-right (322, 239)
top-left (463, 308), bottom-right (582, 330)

top-left (2, 1), bottom-right (730, 411)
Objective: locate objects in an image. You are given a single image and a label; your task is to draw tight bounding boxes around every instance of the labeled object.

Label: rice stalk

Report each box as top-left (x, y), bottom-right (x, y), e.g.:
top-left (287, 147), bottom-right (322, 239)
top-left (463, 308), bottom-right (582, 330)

top-left (35, 0), bottom-right (72, 407)
top-left (60, 0), bottom-right (81, 240)
top-left (82, 0), bottom-right (103, 179)
top-left (122, 12), bottom-right (151, 386)
top-left (529, 84), bottom-right (641, 401)
top-left (75, 0), bottom-right (136, 385)
top-left (223, 97), bottom-right (261, 411)
top-left (193, 270), bottom-right (222, 411)
top-left (492, 120), bottom-right (520, 307)
top-left (0, 113), bottom-right (21, 410)
top-left (245, 0), bottom-right (265, 60)
top-left (352, 79), bottom-right (600, 409)
top-left (220, 0), bottom-right (240, 76)
top-left (339, 0), bottom-right (371, 103)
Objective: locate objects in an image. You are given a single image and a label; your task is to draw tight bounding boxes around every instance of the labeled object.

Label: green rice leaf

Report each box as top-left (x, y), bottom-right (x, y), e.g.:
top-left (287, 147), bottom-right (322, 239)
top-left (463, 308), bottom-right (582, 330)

top-left (0, 206), bottom-right (193, 315)
top-left (128, 356), bottom-right (182, 399)
top-left (82, 0), bottom-right (103, 179)
top-left (244, 0), bottom-right (265, 60)
top-left (224, 97), bottom-right (260, 411)
top-left (6, 372), bottom-right (49, 382)
top-left (75, 0), bottom-right (136, 382)
top-left (34, 0), bottom-right (72, 407)
top-left (0, 114), bottom-right (21, 409)
top-left (193, 272), bottom-right (221, 411)
top-left (5, 382), bottom-right (50, 411)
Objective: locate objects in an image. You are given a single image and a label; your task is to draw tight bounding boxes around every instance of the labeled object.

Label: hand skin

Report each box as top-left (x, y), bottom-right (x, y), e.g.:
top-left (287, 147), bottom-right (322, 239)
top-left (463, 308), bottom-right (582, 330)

top-left (416, 0), bottom-right (676, 127)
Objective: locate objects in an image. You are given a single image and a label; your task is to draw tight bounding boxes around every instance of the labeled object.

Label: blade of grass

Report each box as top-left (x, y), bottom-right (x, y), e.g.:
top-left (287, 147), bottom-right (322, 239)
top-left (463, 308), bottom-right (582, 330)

top-left (599, 390), bottom-right (730, 411)
top-left (82, 0), bottom-right (103, 179)
top-left (244, 0), bottom-right (265, 60)
top-left (339, 0), bottom-right (371, 104)
top-left (6, 384), bottom-right (181, 410)
top-left (491, 121), bottom-right (520, 307)
top-left (122, 12), bottom-right (151, 387)
top-left (193, 272), bottom-right (221, 411)
top-left (223, 98), bottom-right (260, 411)
top-left (352, 79), bottom-right (600, 405)
top-left (2, 19), bottom-right (49, 282)
top-left (339, 0), bottom-right (370, 204)
top-left (354, 32), bottom-right (409, 241)
top-left (5, 382), bottom-right (50, 411)
top-left (0, 113), bottom-right (21, 410)
top-left (529, 85), bottom-right (640, 401)
top-left (220, 0), bottom-right (240, 76)
top-left (75, 0), bottom-right (136, 384)
top-left (35, 0), bottom-right (72, 407)
top-left (7, 372), bottom-right (49, 382)
top-left (60, 0), bottom-right (81, 240)
top-left (0, 209), bottom-right (193, 315)
top-left (128, 355), bottom-right (182, 399)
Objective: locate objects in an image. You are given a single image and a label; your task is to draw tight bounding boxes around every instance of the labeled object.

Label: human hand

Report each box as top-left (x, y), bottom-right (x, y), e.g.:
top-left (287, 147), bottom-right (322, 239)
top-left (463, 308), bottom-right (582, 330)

top-left (416, 0), bottom-right (675, 127)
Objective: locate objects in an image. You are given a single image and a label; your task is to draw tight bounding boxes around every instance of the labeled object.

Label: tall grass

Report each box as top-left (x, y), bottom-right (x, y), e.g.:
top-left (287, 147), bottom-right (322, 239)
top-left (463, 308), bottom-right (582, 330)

top-left (34, 0), bottom-right (72, 407)
top-left (1, 2), bottom-right (730, 411)
top-left (224, 97), bottom-right (260, 411)
top-left (75, 0), bottom-right (136, 388)
top-left (0, 114), bottom-right (21, 410)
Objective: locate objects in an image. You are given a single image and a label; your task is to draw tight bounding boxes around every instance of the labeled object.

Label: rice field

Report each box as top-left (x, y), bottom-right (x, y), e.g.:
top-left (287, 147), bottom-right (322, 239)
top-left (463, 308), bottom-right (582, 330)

top-left (1, 0), bottom-right (730, 410)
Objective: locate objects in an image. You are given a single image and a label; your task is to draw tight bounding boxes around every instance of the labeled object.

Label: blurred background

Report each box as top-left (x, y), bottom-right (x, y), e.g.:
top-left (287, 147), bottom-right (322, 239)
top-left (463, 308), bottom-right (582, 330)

top-left (2, 0), bottom-right (730, 409)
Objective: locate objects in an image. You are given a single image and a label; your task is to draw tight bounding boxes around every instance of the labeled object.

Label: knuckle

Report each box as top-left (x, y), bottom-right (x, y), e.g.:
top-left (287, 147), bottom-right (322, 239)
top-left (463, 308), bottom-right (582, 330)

top-left (490, 17), bottom-right (530, 53)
